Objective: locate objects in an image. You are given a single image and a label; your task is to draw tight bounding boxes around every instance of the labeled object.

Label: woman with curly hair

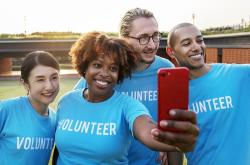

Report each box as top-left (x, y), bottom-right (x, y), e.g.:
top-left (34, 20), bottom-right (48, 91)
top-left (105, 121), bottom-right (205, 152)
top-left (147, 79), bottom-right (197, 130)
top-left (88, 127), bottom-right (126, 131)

top-left (53, 32), bottom-right (191, 165)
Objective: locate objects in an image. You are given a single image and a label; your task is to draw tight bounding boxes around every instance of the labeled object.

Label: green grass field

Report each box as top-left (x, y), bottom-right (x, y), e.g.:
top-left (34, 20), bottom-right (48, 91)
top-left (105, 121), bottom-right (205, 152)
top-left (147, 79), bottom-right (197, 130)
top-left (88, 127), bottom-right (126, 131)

top-left (0, 77), bottom-right (79, 109)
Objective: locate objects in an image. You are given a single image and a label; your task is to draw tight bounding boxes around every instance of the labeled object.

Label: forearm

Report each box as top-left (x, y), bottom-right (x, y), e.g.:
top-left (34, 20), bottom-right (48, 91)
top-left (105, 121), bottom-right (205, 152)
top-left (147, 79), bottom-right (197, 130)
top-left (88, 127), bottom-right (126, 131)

top-left (133, 115), bottom-right (177, 152)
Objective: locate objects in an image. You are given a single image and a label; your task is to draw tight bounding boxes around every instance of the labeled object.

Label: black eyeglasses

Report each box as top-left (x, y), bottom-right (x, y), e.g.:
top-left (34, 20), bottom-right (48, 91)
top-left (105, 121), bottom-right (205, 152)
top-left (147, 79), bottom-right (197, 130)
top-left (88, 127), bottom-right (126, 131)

top-left (128, 33), bottom-right (161, 45)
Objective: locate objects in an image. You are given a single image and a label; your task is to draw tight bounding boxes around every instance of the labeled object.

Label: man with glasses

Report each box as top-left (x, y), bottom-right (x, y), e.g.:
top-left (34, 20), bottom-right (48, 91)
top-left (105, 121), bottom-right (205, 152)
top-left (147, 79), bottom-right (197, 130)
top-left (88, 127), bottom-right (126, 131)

top-left (74, 8), bottom-right (198, 165)
top-left (127, 32), bottom-right (161, 45)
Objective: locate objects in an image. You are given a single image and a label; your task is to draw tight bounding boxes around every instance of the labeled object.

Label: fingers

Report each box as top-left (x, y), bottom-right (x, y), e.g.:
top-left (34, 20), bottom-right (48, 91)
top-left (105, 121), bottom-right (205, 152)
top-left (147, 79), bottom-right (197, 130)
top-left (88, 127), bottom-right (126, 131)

top-left (169, 109), bottom-right (197, 124)
top-left (151, 109), bottom-right (199, 152)
top-left (152, 128), bottom-right (197, 145)
top-left (152, 128), bottom-right (197, 152)
top-left (159, 120), bottom-right (199, 136)
top-left (159, 109), bottom-right (199, 135)
top-left (152, 118), bottom-right (199, 152)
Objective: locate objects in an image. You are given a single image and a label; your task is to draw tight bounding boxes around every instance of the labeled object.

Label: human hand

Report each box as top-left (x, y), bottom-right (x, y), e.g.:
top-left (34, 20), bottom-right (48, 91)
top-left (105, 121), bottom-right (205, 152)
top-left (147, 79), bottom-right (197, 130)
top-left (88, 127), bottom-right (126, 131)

top-left (151, 109), bottom-right (199, 152)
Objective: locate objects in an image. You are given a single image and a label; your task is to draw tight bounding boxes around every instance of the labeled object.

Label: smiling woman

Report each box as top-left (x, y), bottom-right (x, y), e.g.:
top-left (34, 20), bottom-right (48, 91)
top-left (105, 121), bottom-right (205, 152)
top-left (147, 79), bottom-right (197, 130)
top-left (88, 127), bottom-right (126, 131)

top-left (0, 51), bottom-right (60, 165)
top-left (52, 31), bottom-right (199, 165)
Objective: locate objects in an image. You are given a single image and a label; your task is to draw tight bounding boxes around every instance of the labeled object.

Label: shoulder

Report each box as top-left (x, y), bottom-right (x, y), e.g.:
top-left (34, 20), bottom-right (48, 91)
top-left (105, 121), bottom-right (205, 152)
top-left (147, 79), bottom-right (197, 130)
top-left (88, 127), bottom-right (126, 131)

top-left (229, 63), bottom-right (250, 69)
top-left (0, 96), bottom-right (27, 118)
top-left (214, 63), bottom-right (250, 71)
top-left (0, 96), bottom-right (26, 110)
top-left (154, 56), bottom-right (174, 67)
top-left (56, 90), bottom-right (81, 115)
top-left (74, 77), bottom-right (87, 90)
top-left (134, 56), bottom-right (174, 76)
top-left (115, 91), bottom-right (146, 109)
top-left (211, 63), bottom-right (250, 77)
top-left (229, 63), bottom-right (250, 76)
top-left (114, 92), bottom-right (150, 120)
top-left (60, 89), bottom-right (82, 101)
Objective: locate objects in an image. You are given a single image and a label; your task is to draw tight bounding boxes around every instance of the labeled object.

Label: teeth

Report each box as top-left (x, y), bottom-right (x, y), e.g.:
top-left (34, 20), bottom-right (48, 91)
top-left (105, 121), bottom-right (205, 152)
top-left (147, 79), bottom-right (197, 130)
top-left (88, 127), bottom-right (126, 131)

top-left (190, 54), bottom-right (202, 58)
top-left (191, 53), bottom-right (201, 56)
top-left (43, 93), bottom-right (53, 96)
top-left (96, 80), bottom-right (108, 86)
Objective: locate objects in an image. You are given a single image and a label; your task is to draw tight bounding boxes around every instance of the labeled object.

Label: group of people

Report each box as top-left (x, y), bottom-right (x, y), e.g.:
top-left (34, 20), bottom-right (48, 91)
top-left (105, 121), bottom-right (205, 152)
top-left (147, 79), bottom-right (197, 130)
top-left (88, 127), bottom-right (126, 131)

top-left (0, 7), bottom-right (249, 165)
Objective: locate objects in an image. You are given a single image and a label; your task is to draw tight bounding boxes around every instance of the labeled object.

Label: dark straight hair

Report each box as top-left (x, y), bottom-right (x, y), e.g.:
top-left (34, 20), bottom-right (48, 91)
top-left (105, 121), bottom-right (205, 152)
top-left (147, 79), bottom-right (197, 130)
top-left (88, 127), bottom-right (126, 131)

top-left (20, 51), bottom-right (60, 83)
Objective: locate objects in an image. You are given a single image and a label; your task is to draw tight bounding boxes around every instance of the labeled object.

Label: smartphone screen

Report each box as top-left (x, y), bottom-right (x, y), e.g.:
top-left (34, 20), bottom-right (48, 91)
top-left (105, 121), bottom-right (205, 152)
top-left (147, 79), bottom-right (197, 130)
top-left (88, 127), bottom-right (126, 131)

top-left (157, 67), bottom-right (189, 132)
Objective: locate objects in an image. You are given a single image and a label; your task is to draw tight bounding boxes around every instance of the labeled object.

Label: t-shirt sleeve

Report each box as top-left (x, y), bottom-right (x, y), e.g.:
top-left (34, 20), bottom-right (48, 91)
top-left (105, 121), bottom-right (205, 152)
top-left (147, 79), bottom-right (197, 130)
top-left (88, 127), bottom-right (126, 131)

top-left (123, 97), bottom-right (151, 136)
top-left (234, 64), bottom-right (250, 78)
top-left (245, 64), bottom-right (250, 78)
top-left (73, 77), bottom-right (87, 90)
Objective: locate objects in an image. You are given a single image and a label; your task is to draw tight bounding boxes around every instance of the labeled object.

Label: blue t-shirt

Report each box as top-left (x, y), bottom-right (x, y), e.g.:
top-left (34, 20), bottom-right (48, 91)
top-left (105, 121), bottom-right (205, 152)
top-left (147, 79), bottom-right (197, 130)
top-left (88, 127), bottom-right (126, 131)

top-left (55, 89), bottom-right (150, 165)
top-left (0, 96), bottom-right (56, 165)
top-left (186, 63), bottom-right (250, 165)
top-left (74, 56), bottom-right (174, 165)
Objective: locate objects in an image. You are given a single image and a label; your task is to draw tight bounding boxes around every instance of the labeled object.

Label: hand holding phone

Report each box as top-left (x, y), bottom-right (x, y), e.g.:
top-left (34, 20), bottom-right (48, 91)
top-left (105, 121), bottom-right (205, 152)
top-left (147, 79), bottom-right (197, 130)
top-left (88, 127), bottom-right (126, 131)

top-left (157, 67), bottom-right (189, 132)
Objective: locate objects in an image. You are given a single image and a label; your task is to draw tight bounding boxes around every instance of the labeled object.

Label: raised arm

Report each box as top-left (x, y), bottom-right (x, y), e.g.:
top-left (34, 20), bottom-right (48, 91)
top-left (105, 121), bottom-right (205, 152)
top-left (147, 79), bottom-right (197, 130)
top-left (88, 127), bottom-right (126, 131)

top-left (133, 109), bottom-right (199, 153)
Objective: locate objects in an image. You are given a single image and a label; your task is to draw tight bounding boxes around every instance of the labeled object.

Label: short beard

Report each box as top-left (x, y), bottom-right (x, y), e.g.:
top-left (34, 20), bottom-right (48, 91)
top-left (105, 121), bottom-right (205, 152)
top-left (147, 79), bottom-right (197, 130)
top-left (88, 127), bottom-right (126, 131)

top-left (140, 58), bottom-right (155, 65)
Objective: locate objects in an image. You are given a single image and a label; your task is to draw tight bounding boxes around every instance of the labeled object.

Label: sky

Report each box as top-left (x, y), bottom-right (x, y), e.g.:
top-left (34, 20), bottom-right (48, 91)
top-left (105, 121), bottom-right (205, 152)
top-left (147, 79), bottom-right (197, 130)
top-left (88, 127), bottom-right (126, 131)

top-left (1, 0), bottom-right (250, 34)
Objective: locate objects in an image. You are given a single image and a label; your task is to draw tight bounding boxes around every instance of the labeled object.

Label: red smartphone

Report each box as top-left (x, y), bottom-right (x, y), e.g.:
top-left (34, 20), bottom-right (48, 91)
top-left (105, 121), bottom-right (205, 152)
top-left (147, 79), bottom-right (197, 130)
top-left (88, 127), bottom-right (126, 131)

top-left (157, 67), bottom-right (189, 132)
